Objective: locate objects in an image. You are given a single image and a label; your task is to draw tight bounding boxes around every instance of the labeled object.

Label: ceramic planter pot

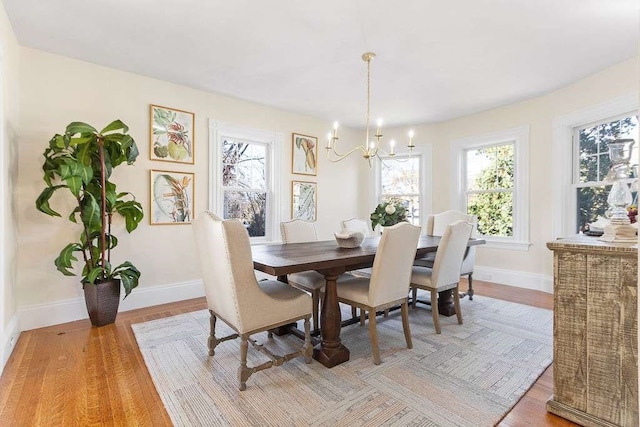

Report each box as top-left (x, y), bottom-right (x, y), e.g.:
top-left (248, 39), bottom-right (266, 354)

top-left (83, 279), bottom-right (121, 327)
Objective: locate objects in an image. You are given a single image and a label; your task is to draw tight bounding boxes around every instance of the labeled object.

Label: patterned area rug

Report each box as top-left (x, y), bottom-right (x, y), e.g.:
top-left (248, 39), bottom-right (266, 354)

top-left (132, 295), bottom-right (552, 426)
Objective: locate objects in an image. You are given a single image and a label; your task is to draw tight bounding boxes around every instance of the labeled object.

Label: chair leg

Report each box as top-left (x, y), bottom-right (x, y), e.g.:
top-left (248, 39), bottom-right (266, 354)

top-left (430, 289), bottom-right (441, 334)
top-left (411, 286), bottom-right (418, 308)
top-left (238, 335), bottom-right (249, 391)
top-left (453, 285), bottom-right (463, 325)
top-left (360, 309), bottom-right (366, 326)
top-left (368, 311), bottom-right (381, 365)
top-left (383, 309), bottom-right (389, 318)
top-left (208, 310), bottom-right (217, 356)
top-left (400, 302), bottom-right (412, 349)
top-left (311, 290), bottom-right (320, 332)
top-left (351, 306), bottom-right (358, 319)
top-left (467, 274), bottom-right (474, 300)
top-left (303, 317), bottom-right (312, 363)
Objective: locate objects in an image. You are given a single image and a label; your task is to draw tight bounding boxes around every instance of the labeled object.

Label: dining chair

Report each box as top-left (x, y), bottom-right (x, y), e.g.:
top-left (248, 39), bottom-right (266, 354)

top-left (410, 220), bottom-right (473, 334)
top-left (280, 219), bottom-right (353, 332)
top-left (413, 210), bottom-right (478, 300)
top-left (335, 222), bottom-right (421, 365)
top-left (193, 212), bottom-right (313, 391)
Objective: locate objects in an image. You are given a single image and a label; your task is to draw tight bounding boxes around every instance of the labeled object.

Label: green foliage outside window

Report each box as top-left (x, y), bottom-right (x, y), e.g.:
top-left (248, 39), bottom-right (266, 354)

top-left (466, 145), bottom-right (514, 237)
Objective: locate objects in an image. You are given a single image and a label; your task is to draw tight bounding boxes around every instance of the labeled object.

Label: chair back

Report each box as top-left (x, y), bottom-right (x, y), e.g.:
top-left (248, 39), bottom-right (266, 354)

top-left (192, 211), bottom-right (266, 332)
top-left (368, 222), bottom-right (421, 306)
top-left (280, 219), bottom-right (318, 243)
top-left (340, 218), bottom-right (371, 237)
top-left (427, 210), bottom-right (477, 275)
top-left (431, 220), bottom-right (473, 288)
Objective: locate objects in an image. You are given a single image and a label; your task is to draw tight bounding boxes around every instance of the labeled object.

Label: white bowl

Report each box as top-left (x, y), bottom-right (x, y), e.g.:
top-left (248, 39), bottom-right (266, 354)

top-left (334, 231), bottom-right (365, 248)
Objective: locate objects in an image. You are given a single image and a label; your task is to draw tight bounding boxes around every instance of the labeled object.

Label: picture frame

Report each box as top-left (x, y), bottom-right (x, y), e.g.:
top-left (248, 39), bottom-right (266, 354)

top-left (150, 169), bottom-right (195, 225)
top-left (291, 180), bottom-right (317, 221)
top-left (150, 105), bottom-right (195, 164)
top-left (291, 133), bottom-right (318, 175)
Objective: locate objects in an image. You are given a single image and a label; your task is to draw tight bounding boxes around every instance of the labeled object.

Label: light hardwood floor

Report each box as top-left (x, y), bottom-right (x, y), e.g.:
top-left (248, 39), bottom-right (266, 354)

top-left (0, 280), bottom-right (578, 426)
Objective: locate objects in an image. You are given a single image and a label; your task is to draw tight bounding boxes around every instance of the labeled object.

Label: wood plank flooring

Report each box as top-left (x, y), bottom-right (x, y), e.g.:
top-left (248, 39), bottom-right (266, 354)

top-left (0, 280), bottom-right (578, 426)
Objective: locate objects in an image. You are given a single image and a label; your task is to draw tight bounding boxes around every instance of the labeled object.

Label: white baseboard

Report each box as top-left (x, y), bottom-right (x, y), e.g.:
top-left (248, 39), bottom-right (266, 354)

top-left (473, 266), bottom-right (553, 294)
top-left (18, 279), bottom-right (205, 332)
top-left (1, 314), bottom-right (19, 375)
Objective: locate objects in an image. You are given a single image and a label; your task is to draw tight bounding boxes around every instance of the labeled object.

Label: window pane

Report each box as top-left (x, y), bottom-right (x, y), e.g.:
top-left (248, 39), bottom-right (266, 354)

top-left (578, 115), bottom-right (639, 184)
top-left (467, 191), bottom-right (513, 237)
top-left (222, 140), bottom-right (266, 190)
top-left (223, 190), bottom-right (267, 237)
top-left (575, 185), bottom-right (611, 233)
top-left (380, 158), bottom-right (419, 194)
top-left (465, 144), bottom-right (514, 191)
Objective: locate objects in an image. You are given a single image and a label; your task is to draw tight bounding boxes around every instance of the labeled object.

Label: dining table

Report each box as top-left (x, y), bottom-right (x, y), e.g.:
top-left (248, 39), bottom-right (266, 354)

top-left (252, 235), bottom-right (485, 368)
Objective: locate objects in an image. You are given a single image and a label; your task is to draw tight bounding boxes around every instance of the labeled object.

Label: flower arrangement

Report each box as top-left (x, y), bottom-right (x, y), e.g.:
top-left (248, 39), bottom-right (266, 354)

top-left (370, 201), bottom-right (408, 230)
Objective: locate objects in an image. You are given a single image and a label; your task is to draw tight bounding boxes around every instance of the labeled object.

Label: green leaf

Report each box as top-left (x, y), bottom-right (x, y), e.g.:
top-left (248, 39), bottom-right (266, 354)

top-left (54, 243), bottom-right (82, 276)
top-left (85, 266), bottom-right (103, 284)
top-left (35, 185), bottom-right (65, 217)
top-left (82, 193), bottom-right (102, 234)
top-left (100, 119), bottom-right (128, 135)
top-left (68, 206), bottom-right (80, 223)
top-left (69, 135), bottom-right (95, 147)
top-left (113, 261), bottom-right (141, 298)
top-left (66, 122), bottom-right (97, 136)
top-left (126, 140), bottom-right (139, 164)
top-left (115, 200), bottom-right (144, 232)
top-left (65, 176), bottom-right (83, 197)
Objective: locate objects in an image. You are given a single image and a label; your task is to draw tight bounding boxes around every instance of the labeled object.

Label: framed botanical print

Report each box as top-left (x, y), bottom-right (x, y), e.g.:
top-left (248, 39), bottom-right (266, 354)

top-left (292, 133), bottom-right (318, 175)
top-left (291, 180), bottom-right (317, 221)
top-left (150, 170), bottom-right (195, 224)
top-left (150, 105), bottom-right (195, 164)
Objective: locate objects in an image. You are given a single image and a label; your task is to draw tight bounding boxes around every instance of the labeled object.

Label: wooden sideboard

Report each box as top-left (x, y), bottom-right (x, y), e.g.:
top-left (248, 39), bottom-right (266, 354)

top-left (547, 236), bottom-right (638, 427)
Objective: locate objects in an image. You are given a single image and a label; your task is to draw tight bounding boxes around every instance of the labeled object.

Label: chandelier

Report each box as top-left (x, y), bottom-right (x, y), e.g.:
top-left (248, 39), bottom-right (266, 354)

top-left (325, 52), bottom-right (415, 166)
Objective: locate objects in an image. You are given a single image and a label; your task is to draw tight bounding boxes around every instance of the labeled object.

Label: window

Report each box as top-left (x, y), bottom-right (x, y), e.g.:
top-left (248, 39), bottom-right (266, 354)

top-left (451, 126), bottom-right (529, 250)
top-left (465, 143), bottom-right (514, 236)
top-left (371, 146), bottom-right (432, 227)
top-left (572, 113), bottom-right (638, 232)
top-left (209, 121), bottom-right (282, 242)
top-left (552, 94), bottom-right (639, 238)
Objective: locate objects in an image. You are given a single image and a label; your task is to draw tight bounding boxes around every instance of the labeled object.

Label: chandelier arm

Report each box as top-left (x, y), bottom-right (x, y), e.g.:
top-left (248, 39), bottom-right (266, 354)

top-left (326, 145), bottom-right (369, 162)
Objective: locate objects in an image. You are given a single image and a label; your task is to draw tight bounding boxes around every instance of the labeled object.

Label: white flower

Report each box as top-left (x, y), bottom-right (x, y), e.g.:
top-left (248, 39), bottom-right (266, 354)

top-left (385, 204), bottom-right (396, 215)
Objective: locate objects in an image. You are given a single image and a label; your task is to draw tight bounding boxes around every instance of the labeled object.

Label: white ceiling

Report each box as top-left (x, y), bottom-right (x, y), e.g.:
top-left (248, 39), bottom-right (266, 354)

top-left (4, 0), bottom-right (639, 128)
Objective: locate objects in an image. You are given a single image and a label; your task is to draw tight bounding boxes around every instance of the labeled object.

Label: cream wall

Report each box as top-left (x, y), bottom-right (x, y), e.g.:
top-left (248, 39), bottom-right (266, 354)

top-left (16, 48), bottom-right (366, 328)
top-left (381, 57), bottom-right (639, 288)
top-left (0, 0), bottom-right (20, 369)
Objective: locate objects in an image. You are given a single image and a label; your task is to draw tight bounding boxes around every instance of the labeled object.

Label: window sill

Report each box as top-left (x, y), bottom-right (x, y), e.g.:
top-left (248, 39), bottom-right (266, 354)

top-left (479, 239), bottom-right (531, 251)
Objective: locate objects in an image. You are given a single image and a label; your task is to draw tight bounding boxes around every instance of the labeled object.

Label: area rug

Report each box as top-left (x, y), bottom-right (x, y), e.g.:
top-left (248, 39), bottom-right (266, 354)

top-left (132, 295), bottom-right (553, 426)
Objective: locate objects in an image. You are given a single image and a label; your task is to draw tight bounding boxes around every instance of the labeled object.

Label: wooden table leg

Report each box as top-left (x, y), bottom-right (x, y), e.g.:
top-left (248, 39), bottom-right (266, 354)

top-left (437, 289), bottom-right (457, 317)
top-left (313, 272), bottom-right (350, 367)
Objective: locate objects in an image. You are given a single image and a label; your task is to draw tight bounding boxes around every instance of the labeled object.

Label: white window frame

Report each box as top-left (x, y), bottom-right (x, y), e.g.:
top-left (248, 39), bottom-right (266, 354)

top-left (209, 120), bottom-right (282, 243)
top-left (451, 125), bottom-right (530, 250)
top-left (552, 93), bottom-right (639, 239)
top-left (370, 144), bottom-right (432, 229)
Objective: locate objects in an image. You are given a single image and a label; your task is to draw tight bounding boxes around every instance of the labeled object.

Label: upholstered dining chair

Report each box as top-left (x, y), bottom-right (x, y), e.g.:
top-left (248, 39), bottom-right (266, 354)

top-left (335, 222), bottom-right (421, 365)
top-left (410, 220), bottom-right (473, 334)
top-left (280, 219), bottom-right (353, 332)
top-left (413, 210), bottom-right (478, 300)
top-left (193, 212), bottom-right (313, 391)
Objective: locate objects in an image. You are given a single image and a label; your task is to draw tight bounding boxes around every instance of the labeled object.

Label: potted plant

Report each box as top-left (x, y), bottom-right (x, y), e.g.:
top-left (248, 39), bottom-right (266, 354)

top-left (35, 120), bottom-right (144, 326)
top-left (370, 200), bottom-right (408, 231)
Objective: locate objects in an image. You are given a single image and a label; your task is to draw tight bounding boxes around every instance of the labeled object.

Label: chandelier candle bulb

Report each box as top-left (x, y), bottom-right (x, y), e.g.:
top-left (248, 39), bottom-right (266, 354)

top-left (376, 118), bottom-right (383, 137)
top-left (390, 139), bottom-right (396, 155)
top-left (408, 130), bottom-right (415, 148)
top-left (333, 121), bottom-right (339, 139)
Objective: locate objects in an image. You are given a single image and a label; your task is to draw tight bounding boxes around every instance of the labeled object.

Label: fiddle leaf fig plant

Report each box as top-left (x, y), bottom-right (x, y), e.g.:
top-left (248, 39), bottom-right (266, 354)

top-left (35, 120), bottom-right (144, 297)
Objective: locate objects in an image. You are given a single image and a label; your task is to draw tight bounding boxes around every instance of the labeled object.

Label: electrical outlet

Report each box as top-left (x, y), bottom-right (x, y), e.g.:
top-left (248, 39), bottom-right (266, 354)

top-left (8, 335), bottom-right (15, 349)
